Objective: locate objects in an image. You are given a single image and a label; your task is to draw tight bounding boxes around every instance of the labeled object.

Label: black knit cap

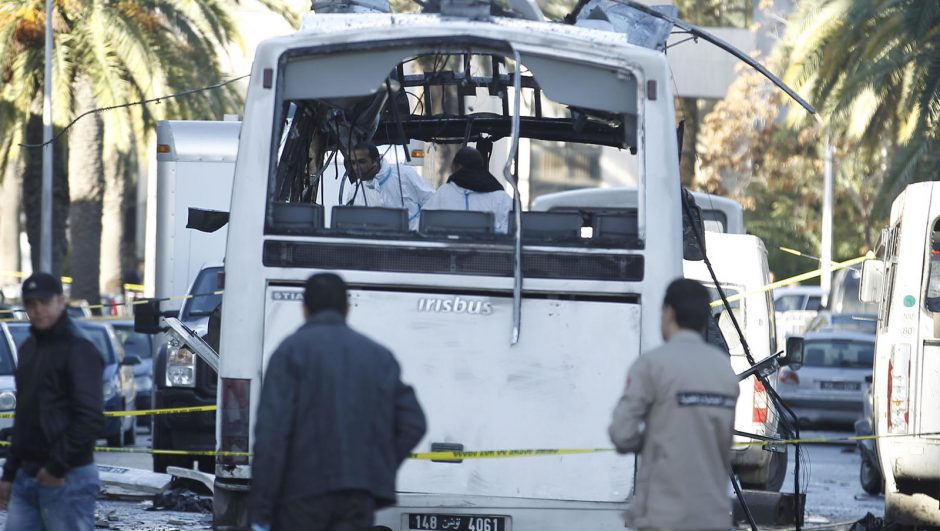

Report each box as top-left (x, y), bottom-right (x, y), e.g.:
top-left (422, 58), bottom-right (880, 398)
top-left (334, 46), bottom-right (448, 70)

top-left (21, 272), bottom-right (64, 301)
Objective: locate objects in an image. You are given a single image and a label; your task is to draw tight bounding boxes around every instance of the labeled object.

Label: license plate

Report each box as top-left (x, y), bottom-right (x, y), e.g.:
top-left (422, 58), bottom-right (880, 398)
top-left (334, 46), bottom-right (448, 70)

top-left (407, 513), bottom-right (508, 531)
top-left (820, 381), bottom-right (860, 391)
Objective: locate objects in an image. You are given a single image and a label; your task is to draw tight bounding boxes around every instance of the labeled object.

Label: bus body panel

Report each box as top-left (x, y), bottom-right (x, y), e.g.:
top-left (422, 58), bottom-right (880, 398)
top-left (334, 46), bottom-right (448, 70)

top-left (872, 181), bottom-right (940, 524)
top-left (263, 282), bottom-right (639, 502)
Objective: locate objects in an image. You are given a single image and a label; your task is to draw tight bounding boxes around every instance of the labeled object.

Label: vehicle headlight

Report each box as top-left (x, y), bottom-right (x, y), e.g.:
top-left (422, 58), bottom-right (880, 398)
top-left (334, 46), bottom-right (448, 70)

top-left (166, 336), bottom-right (196, 388)
top-left (102, 379), bottom-right (119, 402)
top-left (0, 390), bottom-right (16, 411)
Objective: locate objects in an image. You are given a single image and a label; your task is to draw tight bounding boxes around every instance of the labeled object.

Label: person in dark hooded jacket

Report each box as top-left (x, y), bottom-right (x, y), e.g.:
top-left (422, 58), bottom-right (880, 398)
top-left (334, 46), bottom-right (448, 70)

top-left (249, 273), bottom-right (426, 531)
top-left (421, 146), bottom-right (513, 232)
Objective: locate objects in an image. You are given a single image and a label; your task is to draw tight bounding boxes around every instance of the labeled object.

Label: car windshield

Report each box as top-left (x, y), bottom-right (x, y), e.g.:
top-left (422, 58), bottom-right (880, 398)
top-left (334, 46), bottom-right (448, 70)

top-left (0, 331), bottom-right (15, 375)
top-left (180, 267), bottom-right (224, 320)
top-left (7, 324), bottom-right (29, 351)
top-left (803, 339), bottom-right (874, 369)
top-left (774, 294), bottom-right (804, 312)
top-left (111, 325), bottom-right (153, 359)
top-left (76, 325), bottom-right (116, 365)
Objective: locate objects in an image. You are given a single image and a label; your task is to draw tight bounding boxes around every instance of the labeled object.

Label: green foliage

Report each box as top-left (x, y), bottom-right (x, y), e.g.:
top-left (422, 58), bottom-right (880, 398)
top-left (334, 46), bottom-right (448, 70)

top-left (697, 67), bottom-right (886, 282)
top-left (674, 0), bottom-right (753, 28)
top-left (783, 0), bottom-right (940, 216)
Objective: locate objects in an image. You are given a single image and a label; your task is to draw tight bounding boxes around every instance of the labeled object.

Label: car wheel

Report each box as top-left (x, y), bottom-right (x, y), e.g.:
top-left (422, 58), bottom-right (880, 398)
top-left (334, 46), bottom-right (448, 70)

top-left (151, 422), bottom-right (192, 474)
top-left (860, 454), bottom-right (883, 495)
top-left (765, 446), bottom-right (788, 492)
top-left (124, 421), bottom-right (136, 446)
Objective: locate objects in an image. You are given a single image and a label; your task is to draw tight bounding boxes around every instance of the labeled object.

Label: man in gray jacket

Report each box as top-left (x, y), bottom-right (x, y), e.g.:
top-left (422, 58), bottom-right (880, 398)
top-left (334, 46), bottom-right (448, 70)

top-left (609, 278), bottom-right (739, 530)
top-left (249, 273), bottom-right (426, 531)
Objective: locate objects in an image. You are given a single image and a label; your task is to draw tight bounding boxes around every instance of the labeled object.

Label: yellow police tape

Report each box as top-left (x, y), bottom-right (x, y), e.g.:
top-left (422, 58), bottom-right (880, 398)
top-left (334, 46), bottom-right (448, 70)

top-left (0, 405), bottom-right (216, 419)
top-left (709, 252), bottom-right (874, 308)
top-left (1, 432), bottom-right (937, 459)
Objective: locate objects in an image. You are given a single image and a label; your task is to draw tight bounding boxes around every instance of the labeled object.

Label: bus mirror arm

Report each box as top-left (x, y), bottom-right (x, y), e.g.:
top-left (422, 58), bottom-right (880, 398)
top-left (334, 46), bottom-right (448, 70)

top-left (163, 317), bottom-right (220, 372)
top-left (736, 353), bottom-right (782, 383)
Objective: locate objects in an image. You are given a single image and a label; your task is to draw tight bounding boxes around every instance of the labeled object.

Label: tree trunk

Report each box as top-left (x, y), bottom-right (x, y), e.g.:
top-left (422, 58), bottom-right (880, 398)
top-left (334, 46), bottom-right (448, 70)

top-left (100, 147), bottom-right (126, 295)
top-left (0, 150), bottom-right (23, 289)
top-left (23, 94), bottom-right (69, 277)
top-left (67, 74), bottom-right (104, 305)
top-left (678, 96), bottom-right (700, 188)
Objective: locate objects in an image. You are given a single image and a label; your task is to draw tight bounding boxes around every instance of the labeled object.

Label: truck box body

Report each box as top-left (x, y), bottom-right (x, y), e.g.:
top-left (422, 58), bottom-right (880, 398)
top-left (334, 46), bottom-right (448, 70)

top-left (145, 120), bottom-right (239, 312)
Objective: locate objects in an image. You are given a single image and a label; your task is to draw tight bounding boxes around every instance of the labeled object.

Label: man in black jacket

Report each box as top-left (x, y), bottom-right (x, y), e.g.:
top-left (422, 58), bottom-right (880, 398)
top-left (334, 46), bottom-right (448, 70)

top-left (0, 272), bottom-right (105, 530)
top-left (249, 273), bottom-right (426, 531)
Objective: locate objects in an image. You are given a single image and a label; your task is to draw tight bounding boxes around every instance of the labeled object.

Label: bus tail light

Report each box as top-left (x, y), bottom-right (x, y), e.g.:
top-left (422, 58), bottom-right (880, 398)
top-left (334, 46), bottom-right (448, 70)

top-left (219, 378), bottom-right (251, 466)
top-left (779, 368), bottom-right (800, 385)
top-left (752, 378), bottom-right (768, 423)
top-left (888, 344), bottom-right (911, 434)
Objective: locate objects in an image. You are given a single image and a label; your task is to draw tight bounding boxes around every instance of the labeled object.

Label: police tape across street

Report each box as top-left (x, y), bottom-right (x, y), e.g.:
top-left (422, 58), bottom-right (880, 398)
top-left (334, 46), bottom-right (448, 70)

top-left (0, 397), bottom-right (932, 458)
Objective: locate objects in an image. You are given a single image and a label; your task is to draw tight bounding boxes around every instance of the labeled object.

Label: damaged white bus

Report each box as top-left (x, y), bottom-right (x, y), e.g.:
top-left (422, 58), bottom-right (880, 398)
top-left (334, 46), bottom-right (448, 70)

top-left (860, 181), bottom-right (940, 526)
top-left (198, 0), bottom-right (816, 528)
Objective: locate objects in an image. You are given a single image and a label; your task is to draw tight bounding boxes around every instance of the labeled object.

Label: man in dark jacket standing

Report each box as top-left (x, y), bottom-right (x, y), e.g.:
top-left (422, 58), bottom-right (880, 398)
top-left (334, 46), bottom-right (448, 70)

top-left (249, 273), bottom-right (426, 531)
top-left (0, 272), bottom-right (105, 530)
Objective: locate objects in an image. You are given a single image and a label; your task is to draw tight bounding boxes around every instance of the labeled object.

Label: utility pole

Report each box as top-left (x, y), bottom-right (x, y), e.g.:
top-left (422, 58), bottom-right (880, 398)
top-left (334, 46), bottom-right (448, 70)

top-left (40, 0), bottom-right (54, 273)
top-left (821, 134), bottom-right (833, 298)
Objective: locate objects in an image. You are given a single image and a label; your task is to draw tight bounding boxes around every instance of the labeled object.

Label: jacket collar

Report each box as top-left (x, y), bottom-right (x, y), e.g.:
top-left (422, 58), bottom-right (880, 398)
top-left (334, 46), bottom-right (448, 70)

top-left (302, 310), bottom-right (346, 328)
top-left (31, 311), bottom-right (71, 341)
top-left (668, 329), bottom-right (705, 344)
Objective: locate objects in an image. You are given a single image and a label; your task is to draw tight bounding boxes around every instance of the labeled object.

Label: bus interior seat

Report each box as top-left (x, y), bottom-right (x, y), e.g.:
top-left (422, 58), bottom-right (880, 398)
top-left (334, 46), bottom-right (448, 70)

top-left (331, 206), bottom-right (408, 233)
top-left (593, 212), bottom-right (639, 241)
top-left (270, 203), bottom-right (323, 235)
top-left (508, 211), bottom-right (583, 241)
top-left (419, 210), bottom-right (495, 236)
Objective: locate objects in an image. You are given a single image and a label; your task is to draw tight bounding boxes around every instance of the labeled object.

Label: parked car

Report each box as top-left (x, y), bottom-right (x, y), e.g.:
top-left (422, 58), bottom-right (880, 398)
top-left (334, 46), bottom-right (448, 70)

top-left (76, 321), bottom-right (141, 446)
top-left (0, 323), bottom-right (19, 449)
top-left (777, 330), bottom-right (875, 428)
top-left (110, 320), bottom-right (155, 426)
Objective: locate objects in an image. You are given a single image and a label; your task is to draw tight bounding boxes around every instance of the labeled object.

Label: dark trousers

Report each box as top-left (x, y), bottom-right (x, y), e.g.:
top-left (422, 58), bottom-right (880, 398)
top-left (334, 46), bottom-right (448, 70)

top-left (273, 490), bottom-right (375, 531)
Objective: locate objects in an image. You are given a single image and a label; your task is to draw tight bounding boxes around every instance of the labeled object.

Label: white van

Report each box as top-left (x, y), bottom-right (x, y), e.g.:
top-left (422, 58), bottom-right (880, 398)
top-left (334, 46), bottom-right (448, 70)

top-left (684, 232), bottom-right (785, 490)
top-left (773, 285), bottom-right (824, 340)
top-left (532, 188), bottom-right (745, 235)
top-left (860, 181), bottom-right (940, 525)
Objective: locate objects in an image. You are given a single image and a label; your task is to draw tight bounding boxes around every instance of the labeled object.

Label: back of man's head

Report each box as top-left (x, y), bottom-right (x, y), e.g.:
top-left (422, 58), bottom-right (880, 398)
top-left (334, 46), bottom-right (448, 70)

top-left (352, 141), bottom-right (380, 162)
top-left (663, 278), bottom-right (710, 333)
top-left (453, 146), bottom-right (485, 171)
top-left (303, 273), bottom-right (348, 316)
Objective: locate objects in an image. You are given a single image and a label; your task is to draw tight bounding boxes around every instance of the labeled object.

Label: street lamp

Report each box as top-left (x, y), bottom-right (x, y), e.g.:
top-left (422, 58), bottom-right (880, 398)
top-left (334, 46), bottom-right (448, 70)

top-left (40, 0), bottom-right (54, 272)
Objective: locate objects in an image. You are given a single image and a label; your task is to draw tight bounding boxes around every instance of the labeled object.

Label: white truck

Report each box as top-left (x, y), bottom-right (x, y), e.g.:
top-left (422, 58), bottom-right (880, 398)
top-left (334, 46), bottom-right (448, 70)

top-left (144, 119), bottom-right (240, 313)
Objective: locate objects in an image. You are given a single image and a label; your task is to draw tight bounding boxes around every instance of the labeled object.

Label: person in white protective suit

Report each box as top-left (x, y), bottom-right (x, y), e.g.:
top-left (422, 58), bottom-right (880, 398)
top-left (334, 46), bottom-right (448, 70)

top-left (421, 146), bottom-right (513, 233)
top-left (343, 142), bottom-right (435, 229)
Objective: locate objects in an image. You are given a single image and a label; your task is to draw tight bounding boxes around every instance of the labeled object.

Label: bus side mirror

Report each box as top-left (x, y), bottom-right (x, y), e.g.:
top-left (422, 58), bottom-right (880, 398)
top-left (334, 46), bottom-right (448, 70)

top-left (782, 336), bottom-right (804, 370)
top-left (134, 298), bottom-right (163, 335)
top-left (860, 259), bottom-right (885, 304)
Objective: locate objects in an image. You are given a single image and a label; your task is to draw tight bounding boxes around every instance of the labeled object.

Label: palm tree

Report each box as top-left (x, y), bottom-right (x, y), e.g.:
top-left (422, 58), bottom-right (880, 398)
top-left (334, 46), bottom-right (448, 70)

top-left (0, 0), bottom-right (297, 303)
top-left (782, 0), bottom-right (940, 214)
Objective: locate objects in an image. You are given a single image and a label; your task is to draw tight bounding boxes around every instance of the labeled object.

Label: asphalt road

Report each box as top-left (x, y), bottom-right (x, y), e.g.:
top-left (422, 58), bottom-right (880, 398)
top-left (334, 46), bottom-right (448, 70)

top-left (0, 428), bottom-right (884, 530)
